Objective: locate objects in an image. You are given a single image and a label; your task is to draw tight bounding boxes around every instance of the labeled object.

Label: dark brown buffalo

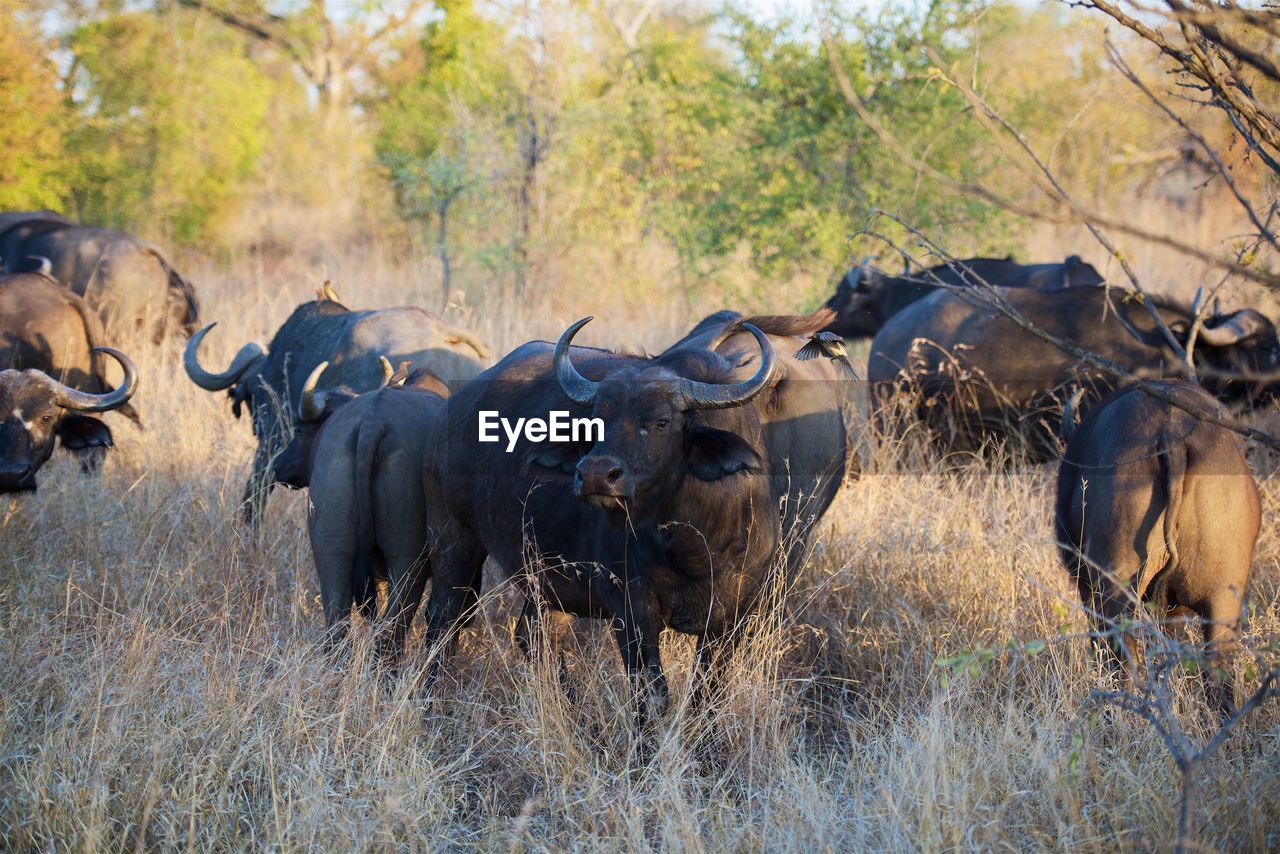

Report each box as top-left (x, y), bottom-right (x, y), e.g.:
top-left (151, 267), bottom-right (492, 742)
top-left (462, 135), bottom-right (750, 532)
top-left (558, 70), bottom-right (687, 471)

top-left (867, 285), bottom-right (1280, 461)
top-left (0, 218), bottom-right (199, 341)
top-left (665, 308), bottom-right (851, 569)
top-left (275, 360), bottom-right (450, 662)
top-left (0, 211), bottom-right (69, 235)
top-left (0, 270), bottom-right (142, 476)
top-left (422, 320), bottom-right (780, 717)
top-left (825, 255), bottom-right (1104, 340)
top-left (274, 357), bottom-right (445, 489)
top-left (1056, 381), bottom-right (1259, 718)
top-left (0, 346), bottom-right (137, 491)
top-left (184, 291), bottom-right (488, 527)
top-left (0, 270), bottom-right (140, 419)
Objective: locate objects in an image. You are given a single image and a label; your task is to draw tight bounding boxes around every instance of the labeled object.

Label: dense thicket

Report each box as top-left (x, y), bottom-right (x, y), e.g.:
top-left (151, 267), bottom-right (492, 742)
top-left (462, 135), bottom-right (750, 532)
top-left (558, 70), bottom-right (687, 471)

top-left (0, 1), bottom-right (1232, 303)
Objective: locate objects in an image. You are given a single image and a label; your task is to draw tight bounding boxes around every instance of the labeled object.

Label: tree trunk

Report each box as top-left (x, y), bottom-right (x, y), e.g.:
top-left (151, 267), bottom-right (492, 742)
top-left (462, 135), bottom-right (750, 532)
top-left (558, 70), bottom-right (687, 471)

top-left (438, 196), bottom-right (453, 309)
top-left (1175, 768), bottom-right (1198, 854)
top-left (514, 114), bottom-right (537, 299)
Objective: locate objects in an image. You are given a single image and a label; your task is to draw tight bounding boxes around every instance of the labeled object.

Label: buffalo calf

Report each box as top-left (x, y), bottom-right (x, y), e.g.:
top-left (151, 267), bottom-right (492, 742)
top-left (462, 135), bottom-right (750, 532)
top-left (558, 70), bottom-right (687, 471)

top-left (288, 360), bottom-right (449, 662)
top-left (1056, 381), bottom-right (1259, 717)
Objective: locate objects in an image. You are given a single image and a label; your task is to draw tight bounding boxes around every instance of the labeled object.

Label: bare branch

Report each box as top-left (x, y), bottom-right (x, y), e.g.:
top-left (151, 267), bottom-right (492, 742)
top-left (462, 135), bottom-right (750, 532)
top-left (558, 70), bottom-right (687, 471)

top-left (347, 0), bottom-right (435, 68)
top-left (608, 0), bottom-right (659, 50)
top-left (864, 214), bottom-right (1280, 453)
top-left (1195, 668), bottom-right (1280, 762)
top-left (174, 0), bottom-right (312, 73)
top-left (1082, 0), bottom-right (1280, 157)
top-left (1166, 0), bottom-right (1280, 83)
top-left (1102, 37), bottom-right (1279, 254)
top-left (922, 45), bottom-right (1193, 376)
top-left (818, 26), bottom-right (1280, 292)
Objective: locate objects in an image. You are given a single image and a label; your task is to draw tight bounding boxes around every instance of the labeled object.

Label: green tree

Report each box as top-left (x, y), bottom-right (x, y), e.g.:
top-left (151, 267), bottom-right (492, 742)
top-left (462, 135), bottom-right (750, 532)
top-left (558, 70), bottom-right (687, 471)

top-left (0, 1), bottom-right (70, 210)
top-left (67, 8), bottom-right (271, 241)
top-left (370, 1), bottom-right (1031, 307)
top-left (373, 0), bottom-right (555, 299)
top-left (692, 3), bottom-right (1014, 283)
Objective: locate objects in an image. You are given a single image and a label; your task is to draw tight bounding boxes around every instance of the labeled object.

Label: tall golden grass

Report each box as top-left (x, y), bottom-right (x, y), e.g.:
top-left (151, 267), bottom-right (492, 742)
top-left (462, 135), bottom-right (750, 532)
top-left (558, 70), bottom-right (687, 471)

top-left (0, 235), bottom-right (1277, 850)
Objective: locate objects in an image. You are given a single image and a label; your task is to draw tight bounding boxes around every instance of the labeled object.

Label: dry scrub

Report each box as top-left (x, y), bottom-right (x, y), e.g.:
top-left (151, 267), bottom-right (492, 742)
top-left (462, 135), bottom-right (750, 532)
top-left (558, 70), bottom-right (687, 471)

top-left (0, 255), bottom-right (1277, 851)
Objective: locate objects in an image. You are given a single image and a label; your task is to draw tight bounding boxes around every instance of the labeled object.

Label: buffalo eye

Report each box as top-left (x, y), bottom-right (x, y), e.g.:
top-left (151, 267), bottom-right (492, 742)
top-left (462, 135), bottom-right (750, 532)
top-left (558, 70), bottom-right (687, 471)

top-left (39, 414), bottom-right (53, 426)
top-left (653, 418), bottom-right (669, 431)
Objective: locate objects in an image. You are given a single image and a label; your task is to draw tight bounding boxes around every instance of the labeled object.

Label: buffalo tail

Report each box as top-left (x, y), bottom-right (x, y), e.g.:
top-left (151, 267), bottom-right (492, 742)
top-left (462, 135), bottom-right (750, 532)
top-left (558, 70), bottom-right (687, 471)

top-left (352, 419), bottom-right (387, 615)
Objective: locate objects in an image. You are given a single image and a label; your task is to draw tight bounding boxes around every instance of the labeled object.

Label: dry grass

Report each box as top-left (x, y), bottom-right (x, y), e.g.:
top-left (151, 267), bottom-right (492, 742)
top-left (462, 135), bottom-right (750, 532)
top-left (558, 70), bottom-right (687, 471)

top-left (1, 242), bottom-right (1278, 851)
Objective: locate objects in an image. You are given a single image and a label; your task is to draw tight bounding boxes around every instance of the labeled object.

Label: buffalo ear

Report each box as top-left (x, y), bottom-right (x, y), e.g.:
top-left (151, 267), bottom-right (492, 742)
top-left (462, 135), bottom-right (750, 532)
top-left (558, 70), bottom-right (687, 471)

top-left (324, 389), bottom-right (359, 416)
top-left (688, 426), bottom-right (764, 481)
top-left (57, 415), bottom-right (113, 451)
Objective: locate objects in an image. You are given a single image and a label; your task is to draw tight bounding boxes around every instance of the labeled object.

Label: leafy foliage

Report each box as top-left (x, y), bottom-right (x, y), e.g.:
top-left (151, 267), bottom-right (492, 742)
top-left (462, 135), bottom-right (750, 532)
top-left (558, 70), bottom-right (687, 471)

top-left (0, 0), bottom-right (1201, 292)
top-left (66, 8), bottom-right (270, 241)
top-left (0, 3), bottom-right (71, 210)
top-left (368, 1), bottom-right (1022, 302)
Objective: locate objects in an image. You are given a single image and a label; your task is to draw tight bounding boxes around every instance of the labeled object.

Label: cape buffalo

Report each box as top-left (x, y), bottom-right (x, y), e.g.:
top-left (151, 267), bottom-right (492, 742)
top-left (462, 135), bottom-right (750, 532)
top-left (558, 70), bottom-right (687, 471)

top-left (665, 308), bottom-right (851, 569)
top-left (422, 320), bottom-right (780, 718)
top-left (275, 360), bottom-right (451, 662)
top-left (184, 292), bottom-right (489, 527)
top-left (1055, 381), bottom-right (1259, 718)
top-left (0, 218), bottom-right (200, 341)
top-left (274, 357), bottom-right (444, 490)
top-left (867, 285), bottom-right (1280, 461)
top-left (824, 255), bottom-right (1104, 340)
top-left (0, 346), bottom-right (137, 491)
top-left (0, 271), bottom-right (141, 426)
top-left (0, 211), bottom-right (69, 235)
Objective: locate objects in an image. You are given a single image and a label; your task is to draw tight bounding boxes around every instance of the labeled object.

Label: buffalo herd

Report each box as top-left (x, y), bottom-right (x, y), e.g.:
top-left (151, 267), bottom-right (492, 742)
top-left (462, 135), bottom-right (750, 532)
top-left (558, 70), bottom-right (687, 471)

top-left (182, 282), bottom-right (490, 527)
top-left (0, 210), bottom-right (1267, 722)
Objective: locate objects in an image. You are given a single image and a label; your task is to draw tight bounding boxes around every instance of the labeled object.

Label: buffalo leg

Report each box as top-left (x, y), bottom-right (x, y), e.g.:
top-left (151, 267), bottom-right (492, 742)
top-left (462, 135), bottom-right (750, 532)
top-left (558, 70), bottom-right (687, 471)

top-left (515, 596), bottom-right (573, 689)
top-left (380, 556), bottom-right (431, 667)
top-left (514, 595), bottom-right (538, 660)
top-left (1199, 592), bottom-right (1243, 721)
top-left (355, 566), bottom-right (380, 625)
top-left (240, 443), bottom-right (275, 531)
top-left (611, 620), bottom-right (668, 724)
top-left (1072, 557), bottom-right (1142, 690)
top-left (73, 445), bottom-right (107, 474)
top-left (691, 625), bottom-right (745, 711)
top-left (604, 577), bottom-right (668, 724)
top-left (314, 524), bottom-right (360, 650)
top-left (421, 530), bottom-right (487, 691)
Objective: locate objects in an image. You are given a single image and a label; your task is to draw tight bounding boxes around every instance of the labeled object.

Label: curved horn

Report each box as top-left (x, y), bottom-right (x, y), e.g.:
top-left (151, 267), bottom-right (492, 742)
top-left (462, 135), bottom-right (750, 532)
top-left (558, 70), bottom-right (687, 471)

top-left (674, 322), bottom-right (777, 411)
top-left (378, 356), bottom-right (395, 389)
top-left (26, 255), bottom-right (52, 278)
top-left (1060, 387), bottom-right (1085, 444)
top-left (838, 265), bottom-right (860, 292)
top-left (554, 317), bottom-right (601, 406)
top-left (299, 361), bottom-right (330, 423)
top-left (52, 347), bottom-right (138, 412)
top-left (1199, 311), bottom-right (1271, 346)
top-left (183, 323), bottom-right (265, 391)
